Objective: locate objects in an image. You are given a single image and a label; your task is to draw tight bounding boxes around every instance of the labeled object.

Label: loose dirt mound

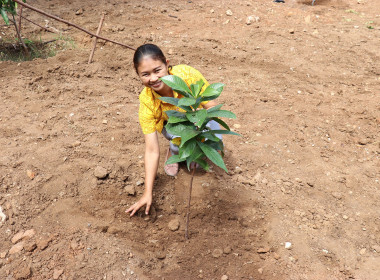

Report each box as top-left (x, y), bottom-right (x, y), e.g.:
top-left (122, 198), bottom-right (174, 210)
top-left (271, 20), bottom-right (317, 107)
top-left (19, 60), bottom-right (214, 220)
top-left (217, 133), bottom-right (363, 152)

top-left (1, 0), bottom-right (379, 279)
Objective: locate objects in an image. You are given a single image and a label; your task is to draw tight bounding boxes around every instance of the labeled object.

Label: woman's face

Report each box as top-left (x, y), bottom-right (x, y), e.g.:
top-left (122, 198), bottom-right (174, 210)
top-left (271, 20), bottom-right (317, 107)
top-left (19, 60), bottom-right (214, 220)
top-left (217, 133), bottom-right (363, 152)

top-left (137, 56), bottom-right (170, 93)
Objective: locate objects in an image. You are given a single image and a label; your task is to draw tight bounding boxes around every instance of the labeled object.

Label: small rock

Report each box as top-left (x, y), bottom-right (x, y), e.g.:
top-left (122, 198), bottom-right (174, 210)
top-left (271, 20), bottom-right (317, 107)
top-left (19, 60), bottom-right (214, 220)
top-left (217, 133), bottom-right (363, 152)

top-left (273, 252), bottom-right (280, 260)
top-left (258, 268), bottom-right (263, 274)
top-left (168, 49), bottom-right (173, 55)
top-left (233, 124), bottom-right (241, 129)
top-left (246, 15), bottom-right (260, 25)
top-left (289, 28), bottom-right (295, 34)
top-left (94, 166), bottom-right (108, 179)
top-left (11, 231), bottom-right (25, 244)
top-left (75, 8), bottom-right (83, 15)
top-left (9, 242), bottom-right (24, 255)
top-left (168, 218), bottom-right (180, 231)
top-left (124, 185), bottom-right (136, 196)
top-left (359, 248), bottom-right (366, 255)
top-left (221, 275), bottom-right (229, 280)
top-left (223, 246), bottom-right (232, 254)
top-left (23, 229), bottom-right (36, 239)
top-left (257, 247), bottom-right (270, 254)
top-left (372, 245), bottom-right (380, 252)
top-left (226, 10), bottom-right (233, 16)
top-left (0, 206), bottom-right (6, 223)
top-left (156, 251), bottom-right (166, 260)
top-left (107, 226), bottom-right (122, 234)
top-left (285, 242), bottom-right (292, 249)
top-left (71, 141), bottom-right (81, 147)
top-left (53, 269), bottom-right (64, 280)
top-left (24, 241), bottom-right (37, 252)
top-left (15, 265), bottom-right (31, 280)
top-left (332, 192), bottom-right (342, 200)
top-left (102, 120), bottom-right (108, 124)
top-left (0, 251), bottom-right (7, 259)
top-left (212, 249), bottom-right (223, 258)
top-left (27, 170), bottom-right (36, 180)
top-left (304, 15), bottom-right (311, 24)
top-left (37, 239), bottom-right (51, 250)
top-left (136, 180), bottom-right (144, 186)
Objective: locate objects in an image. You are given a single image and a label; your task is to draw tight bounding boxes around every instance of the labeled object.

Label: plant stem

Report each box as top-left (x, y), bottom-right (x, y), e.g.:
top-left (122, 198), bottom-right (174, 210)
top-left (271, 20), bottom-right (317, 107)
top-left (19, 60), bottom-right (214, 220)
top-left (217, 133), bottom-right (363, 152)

top-left (12, 14), bottom-right (29, 58)
top-left (18, 5), bottom-right (23, 34)
top-left (185, 167), bottom-right (196, 239)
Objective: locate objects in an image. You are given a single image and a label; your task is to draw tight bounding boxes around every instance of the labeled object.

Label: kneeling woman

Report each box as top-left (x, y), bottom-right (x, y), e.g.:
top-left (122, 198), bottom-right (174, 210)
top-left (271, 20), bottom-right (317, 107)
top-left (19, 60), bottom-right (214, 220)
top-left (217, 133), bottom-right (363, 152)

top-left (126, 44), bottom-right (221, 216)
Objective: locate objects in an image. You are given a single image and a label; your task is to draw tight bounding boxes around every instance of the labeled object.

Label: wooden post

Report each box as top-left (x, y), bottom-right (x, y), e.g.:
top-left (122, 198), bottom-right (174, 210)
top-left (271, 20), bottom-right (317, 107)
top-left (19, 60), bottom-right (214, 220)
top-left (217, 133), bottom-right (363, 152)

top-left (18, 5), bottom-right (23, 34)
top-left (88, 13), bottom-right (105, 64)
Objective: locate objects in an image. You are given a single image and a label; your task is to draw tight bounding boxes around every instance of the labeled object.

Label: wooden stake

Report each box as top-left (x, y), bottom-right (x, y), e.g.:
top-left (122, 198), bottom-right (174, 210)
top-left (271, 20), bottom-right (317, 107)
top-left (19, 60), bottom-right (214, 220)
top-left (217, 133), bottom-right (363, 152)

top-left (13, 0), bottom-right (135, 51)
top-left (88, 13), bottom-right (105, 64)
top-left (18, 5), bottom-right (23, 34)
top-left (185, 167), bottom-right (196, 239)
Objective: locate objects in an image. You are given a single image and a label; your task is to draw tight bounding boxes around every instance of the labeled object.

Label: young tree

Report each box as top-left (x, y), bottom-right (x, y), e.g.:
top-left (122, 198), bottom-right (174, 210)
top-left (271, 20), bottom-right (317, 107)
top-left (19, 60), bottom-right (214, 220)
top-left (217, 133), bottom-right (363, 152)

top-left (159, 75), bottom-right (239, 238)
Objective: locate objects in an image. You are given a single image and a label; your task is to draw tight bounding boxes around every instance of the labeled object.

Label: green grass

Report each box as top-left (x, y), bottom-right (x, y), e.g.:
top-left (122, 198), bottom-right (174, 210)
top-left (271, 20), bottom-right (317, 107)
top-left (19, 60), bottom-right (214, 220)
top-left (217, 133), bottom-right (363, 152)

top-left (0, 34), bottom-right (76, 62)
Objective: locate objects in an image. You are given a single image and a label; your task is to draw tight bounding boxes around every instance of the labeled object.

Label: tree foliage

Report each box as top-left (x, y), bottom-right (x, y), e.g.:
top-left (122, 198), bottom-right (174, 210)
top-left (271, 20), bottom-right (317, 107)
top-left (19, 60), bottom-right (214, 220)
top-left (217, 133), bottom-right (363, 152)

top-left (159, 75), bottom-right (239, 173)
top-left (0, 0), bottom-right (25, 25)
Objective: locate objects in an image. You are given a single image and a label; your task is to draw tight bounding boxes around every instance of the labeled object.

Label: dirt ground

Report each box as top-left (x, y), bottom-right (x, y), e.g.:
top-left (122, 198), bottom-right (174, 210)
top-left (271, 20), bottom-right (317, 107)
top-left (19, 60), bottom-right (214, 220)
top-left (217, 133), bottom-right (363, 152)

top-left (1, 0), bottom-right (379, 279)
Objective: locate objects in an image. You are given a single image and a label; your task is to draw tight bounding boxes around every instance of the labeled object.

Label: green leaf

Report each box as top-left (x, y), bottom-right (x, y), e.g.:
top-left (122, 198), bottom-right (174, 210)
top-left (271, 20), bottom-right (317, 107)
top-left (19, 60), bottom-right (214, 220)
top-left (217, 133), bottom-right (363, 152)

top-left (200, 131), bottom-right (221, 142)
top-left (211, 117), bottom-right (230, 130)
top-left (1, 9), bottom-right (9, 25)
top-left (159, 97), bottom-right (179, 106)
top-left (179, 129), bottom-right (200, 148)
top-left (202, 83), bottom-right (224, 97)
top-left (186, 145), bottom-right (203, 170)
top-left (207, 110), bottom-right (236, 119)
top-left (207, 130), bottom-right (240, 136)
top-left (190, 79), bottom-right (205, 98)
top-left (160, 75), bottom-right (192, 98)
top-left (165, 154), bottom-right (186, 165)
top-left (165, 110), bottom-right (185, 118)
top-left (178, 97), bottom-right (196, 107)
top-left (207, 104), bottom-right (223, 113)
top-left (165, 122), bottom-right (194, 136)
top-left (179, 139), bottom-right (197, 158)
top-left (194, 158), bottom-right (209, 171)
top-left (186, 109), bottom-right (207, 127)
top-left (167, 116), bottom-right (188, 124)
top-left (197, 142), bottom-right (228, 172)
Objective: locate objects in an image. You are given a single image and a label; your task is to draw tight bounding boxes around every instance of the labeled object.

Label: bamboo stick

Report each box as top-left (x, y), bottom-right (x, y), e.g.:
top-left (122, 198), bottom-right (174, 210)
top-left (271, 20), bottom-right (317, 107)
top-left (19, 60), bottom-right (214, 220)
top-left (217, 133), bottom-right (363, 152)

top-left (88, 13), bottom-right (105, 64)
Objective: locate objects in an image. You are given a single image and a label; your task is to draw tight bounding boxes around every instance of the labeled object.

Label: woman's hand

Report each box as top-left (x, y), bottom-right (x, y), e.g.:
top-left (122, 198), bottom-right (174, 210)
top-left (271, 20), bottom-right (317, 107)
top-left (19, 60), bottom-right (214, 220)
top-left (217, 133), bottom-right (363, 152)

top-left (125, 191), bottom-right (152, 216)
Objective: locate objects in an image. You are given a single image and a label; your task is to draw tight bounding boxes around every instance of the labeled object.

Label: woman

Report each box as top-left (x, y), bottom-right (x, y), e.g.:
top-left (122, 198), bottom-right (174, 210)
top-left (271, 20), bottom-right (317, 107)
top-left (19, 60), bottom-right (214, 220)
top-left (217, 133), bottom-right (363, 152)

top-left (126, 44), bottom-right (220, 217)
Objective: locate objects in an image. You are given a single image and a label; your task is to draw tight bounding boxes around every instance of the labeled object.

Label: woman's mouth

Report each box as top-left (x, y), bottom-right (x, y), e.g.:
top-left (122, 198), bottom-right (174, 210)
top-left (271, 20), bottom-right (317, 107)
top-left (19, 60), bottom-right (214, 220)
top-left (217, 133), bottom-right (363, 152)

top-left (151, 81), bottom-right (162, 88)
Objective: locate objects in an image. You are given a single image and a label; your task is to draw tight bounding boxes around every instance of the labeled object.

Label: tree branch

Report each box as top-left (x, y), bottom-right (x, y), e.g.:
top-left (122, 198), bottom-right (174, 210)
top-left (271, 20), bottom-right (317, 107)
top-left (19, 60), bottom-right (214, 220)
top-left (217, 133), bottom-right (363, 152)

top-left (13, 0), bottom-right (136, 51)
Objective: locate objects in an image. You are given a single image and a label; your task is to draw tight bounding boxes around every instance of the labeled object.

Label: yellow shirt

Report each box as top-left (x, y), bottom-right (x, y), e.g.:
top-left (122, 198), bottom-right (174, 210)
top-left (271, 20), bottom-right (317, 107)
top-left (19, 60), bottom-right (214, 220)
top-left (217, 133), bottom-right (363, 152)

top-left (138, 64), bottom-right (210, 135)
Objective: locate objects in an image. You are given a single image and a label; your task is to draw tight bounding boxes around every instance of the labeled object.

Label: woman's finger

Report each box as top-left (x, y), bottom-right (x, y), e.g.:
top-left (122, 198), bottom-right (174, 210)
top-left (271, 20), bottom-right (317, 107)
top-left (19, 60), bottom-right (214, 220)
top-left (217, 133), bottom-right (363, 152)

top-left (145, 203), bottom-right (151, 215)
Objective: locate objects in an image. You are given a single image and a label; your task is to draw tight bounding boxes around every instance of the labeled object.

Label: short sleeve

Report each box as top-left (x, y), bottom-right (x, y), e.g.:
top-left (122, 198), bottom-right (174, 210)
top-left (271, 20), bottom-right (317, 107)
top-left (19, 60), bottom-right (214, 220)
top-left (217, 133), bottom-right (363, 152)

top-left (139, 98), bottom-right (157, 135)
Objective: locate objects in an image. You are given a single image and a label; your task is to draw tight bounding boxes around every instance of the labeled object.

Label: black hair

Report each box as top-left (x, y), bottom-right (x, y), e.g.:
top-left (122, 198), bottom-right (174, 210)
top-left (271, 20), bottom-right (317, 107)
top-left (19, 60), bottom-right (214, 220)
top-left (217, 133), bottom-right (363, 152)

top-left (133, 44), bottom-right (168, 73)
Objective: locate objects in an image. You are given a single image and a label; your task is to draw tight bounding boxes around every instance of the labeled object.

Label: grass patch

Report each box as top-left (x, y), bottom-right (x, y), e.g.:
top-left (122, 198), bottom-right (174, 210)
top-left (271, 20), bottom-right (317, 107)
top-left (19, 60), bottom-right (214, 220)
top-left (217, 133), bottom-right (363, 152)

top-left (0, 34), bottom-right (75, 61)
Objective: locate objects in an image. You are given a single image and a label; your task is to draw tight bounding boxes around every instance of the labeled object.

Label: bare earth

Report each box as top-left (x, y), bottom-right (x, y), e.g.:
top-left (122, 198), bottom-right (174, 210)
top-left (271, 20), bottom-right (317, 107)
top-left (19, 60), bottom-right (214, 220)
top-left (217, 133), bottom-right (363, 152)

top-left (1, 0), bottom-right (379, 279)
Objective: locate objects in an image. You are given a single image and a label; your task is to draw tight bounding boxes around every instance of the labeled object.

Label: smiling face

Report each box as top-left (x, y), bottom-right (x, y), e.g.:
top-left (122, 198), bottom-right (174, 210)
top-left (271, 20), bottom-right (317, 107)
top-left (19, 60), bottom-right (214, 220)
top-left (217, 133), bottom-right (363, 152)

top-left (137, 56), bottom-right (170, 94)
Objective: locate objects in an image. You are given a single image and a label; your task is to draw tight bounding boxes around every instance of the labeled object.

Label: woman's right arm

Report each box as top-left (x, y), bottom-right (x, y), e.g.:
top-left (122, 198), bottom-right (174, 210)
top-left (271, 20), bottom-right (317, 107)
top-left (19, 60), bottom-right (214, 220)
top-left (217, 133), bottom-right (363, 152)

top-left (126, 132), bottom-right (160, 216)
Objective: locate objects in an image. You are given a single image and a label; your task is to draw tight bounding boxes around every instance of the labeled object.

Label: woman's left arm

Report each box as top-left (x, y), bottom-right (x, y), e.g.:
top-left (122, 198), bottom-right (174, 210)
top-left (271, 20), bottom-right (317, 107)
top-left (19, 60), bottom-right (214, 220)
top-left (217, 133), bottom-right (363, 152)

top-left (202, 100), bottom-right (218, 110)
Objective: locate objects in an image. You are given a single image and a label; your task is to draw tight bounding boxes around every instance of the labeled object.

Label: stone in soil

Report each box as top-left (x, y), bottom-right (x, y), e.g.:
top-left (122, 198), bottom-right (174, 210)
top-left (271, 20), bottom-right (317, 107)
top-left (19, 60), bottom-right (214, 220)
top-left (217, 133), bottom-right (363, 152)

top-left (124, 184), bottom-right (136, 195)
top-left (11, 231), bottom-right (25, 244)
top-left (23, 229), bottom-right (36, 239)
top-left (24, 240), bottom-right (37, 252)
top-left (9, 242), bottom-right (25, 255)
top-left (221, 275), bottom-right (229, 280)
top-left (168, 218), bottom-right (180, 231)
top-left (94, 166), bottom-right (108, 179)
top-left (212, 249), bottom-right (223, 258)
top-left (15, 265), bottom-right (31, 280)
top-left (223, 246), bottom-right (232, 254)
top-left (37, 238), bottom-right (51, 250)
top-left (257, 247), bottom-right (270, 254)
top-left (53, 269), bottom-right (64, 279)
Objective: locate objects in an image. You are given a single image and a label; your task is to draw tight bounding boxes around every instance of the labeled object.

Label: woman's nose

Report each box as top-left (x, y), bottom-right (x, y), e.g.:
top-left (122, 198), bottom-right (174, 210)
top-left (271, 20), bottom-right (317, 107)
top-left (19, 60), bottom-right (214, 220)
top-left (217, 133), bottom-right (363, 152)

top-left (150, 74), bottom-right (159, 82)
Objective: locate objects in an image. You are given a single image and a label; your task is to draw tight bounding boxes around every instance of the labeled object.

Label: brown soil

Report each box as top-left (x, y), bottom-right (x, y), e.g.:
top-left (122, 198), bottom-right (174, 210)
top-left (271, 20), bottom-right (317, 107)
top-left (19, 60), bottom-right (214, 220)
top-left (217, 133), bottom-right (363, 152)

top-left (1, 0), bottom-right (379, 279)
